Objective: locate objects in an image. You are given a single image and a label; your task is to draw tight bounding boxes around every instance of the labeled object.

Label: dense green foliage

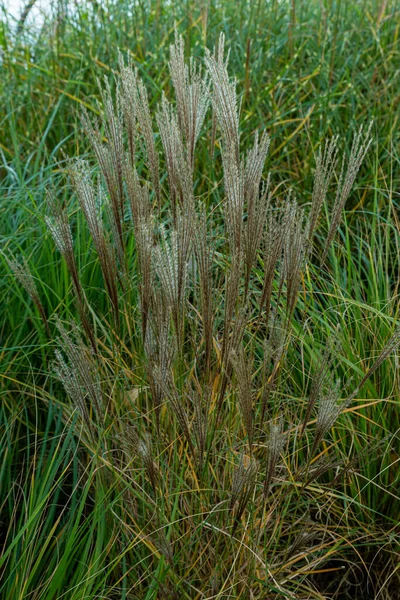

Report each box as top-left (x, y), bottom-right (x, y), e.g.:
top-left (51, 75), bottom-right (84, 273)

top-left (1, 1), bottom-right (399, 599)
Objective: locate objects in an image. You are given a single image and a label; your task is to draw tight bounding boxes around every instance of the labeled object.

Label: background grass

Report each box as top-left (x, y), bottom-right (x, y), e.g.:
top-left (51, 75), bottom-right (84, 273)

top-left (1, 1), bottom-right (399, 598)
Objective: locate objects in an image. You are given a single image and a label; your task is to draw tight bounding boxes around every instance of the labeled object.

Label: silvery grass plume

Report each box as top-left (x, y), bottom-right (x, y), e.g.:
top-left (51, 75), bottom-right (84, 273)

top-left (205, 32), bottom-right (240, 163)
top-left (208, 35), bottom-right (224, 160)
top-left (301, 335), bottom-right (341, 435)
top-left (135, 220), bottom-right (154, 341)
top-left (153, 215), bottom-right (192, 350)
top-left (156, 93), bottom-right (186, 219)
top-left (310, 326), bottom-right (400, 455)
top-left (54, 318), bottom-right (103, 426)
top-left (218, 311), bottom-right (248, 415)
top-left (4, 251), bottom-right (50, 335)
top-left (322, 121), bottom-right (373, 262)
top-left (156, 94), bottom-right (196, 221)
top-left (125, 160), bottom-right (152, 229)
top-left (124, 162), bottom-right (153, 338)
top-left (230, 453), bottom-right (258, 535)
top-left (308, 135), bottom-right (339, 242)
top-left (122, 425), bottom-right (159, 494)
top-left (217, 250), bottom-right (248, 412)
top-left (129, 66), bottom-right (160, 207)
top-left (98, 77), bottom-right (125, 240)
top-left (45, 188), bottom-right (79, 296)
top-left (206, 33), bottom-right (260, 270)
top-left (264, 418), bottom-right (285, 498)
top-left (243, 132), bottom-right (271, 298)
top-left (168, 33), bottom-right (210, 172)
top-left (298, 454), bottom-right (340, 488)
top-left (221, 140), bottom-right (245, 253)
top-left (259, 201), bottom-right (288, 326)
top-left (53, 347), bottom-right (92, 432)
top-left (117, 52), bottom-right (137, 167)
top-left (45, 188), bottom-right (97, 352)
top-left (192, 211), bottom-right (215, 378)
top-left (221, 249), bottom-right (244, 360)
top-left (311, 377), bottom-right (343, 455)
top-left (80, 85), bottom-right (125, 265)
top-left (118, 53), bottom-right (161, 204)
top-left (282, 199), bottom-right (310, 324)
top-left (68, 159), bottom-right (119, 322)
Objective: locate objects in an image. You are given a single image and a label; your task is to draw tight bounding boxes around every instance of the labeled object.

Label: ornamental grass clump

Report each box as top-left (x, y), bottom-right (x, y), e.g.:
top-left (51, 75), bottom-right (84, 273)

top-left (8, 32), bottom-right (399, 599)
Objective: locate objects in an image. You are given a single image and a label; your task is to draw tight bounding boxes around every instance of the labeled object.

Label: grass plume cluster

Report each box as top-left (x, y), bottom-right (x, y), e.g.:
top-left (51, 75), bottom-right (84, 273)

top-left (1, 2), bottom-right (400, 599)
